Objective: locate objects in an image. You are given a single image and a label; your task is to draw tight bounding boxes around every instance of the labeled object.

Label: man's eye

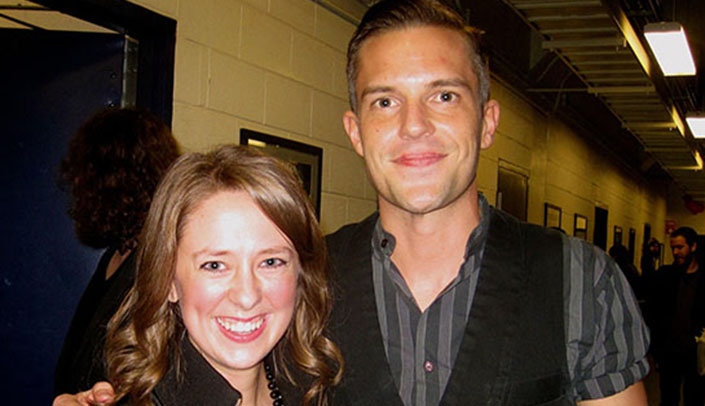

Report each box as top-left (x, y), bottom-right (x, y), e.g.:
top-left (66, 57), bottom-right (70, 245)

top-left (375, 98), bottom-right (392, 108)
top-left (439, 92), bottom-right (456, 102)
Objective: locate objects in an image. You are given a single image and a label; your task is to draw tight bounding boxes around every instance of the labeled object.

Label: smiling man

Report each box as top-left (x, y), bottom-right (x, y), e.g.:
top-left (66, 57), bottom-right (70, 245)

top-left (326, 0), bottom-right (650, 404)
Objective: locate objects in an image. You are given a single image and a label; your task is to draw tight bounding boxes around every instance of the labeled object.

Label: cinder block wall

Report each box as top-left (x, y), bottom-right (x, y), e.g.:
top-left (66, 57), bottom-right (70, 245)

top-left (131, 0), bottom-right (668, 258)
top-left (131, 0), bottom-right (376, 235)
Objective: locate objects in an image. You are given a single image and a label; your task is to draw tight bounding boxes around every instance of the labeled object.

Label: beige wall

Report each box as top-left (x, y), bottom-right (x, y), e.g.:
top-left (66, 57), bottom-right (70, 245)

top-left (128, 0), bottom-right (671, 260)
top-left (129, 0), bottom-right (375, 235)
top-left (661, 183), bottom-right (705, 263)
top-left (666, 183), bottom-right (705, 236)
top-left (480, 79), bottom-right (667, 257)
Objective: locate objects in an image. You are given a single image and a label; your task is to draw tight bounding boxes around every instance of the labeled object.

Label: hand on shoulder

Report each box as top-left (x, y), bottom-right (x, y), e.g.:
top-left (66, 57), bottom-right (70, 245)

top-left (52, 382), bottom-right (116, 406)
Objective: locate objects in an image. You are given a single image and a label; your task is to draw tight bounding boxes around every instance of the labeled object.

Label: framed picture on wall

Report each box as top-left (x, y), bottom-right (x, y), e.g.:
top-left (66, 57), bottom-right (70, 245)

top-left (613, 225), bottom-right (623, 245)
top-left (544, 203), bottom-right (562, 229)
top-left (496, 162), bottom-right (529, 221)
top-left (574, 214), bottom-right (588, 239)
top-left (240, 129), bottom-right (323, 218)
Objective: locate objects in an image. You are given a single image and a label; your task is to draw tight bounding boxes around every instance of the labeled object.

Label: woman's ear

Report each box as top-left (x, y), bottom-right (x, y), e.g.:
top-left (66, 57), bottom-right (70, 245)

top-left (168, 282), bottom-right (179, 303)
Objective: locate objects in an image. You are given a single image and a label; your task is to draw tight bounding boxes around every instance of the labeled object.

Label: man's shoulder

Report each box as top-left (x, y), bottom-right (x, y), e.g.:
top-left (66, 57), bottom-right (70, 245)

top-left (487, 205), bottom-right (566, 245)
top-left (325, 212), bottom-right (378, 254)
top-left (654, 264), bottom-right (681, 283)
top-left (656, 263), bottom-right (676, 271)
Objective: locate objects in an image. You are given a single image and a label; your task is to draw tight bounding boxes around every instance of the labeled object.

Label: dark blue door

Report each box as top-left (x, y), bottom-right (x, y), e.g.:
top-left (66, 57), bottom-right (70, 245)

top-left (0, 29), bottom-right (124, 403)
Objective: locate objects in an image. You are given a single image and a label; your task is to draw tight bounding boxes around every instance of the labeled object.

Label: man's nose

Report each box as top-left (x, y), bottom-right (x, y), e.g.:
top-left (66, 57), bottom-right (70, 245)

top-left (400, 101), bottom-right (434, 139)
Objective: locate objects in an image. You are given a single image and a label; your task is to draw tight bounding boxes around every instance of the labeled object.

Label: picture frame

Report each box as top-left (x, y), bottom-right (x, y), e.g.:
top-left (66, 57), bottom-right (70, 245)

top-left (240, 129), bottom-right (323, 218)
top-left (613, 225), bottom-right (623, 245)
top-left (496, 163), bottom-right (528, 221)
top-left (574, 213), bottom-right (588, 239)
top-left (544, 203), bottom-right (562, 229)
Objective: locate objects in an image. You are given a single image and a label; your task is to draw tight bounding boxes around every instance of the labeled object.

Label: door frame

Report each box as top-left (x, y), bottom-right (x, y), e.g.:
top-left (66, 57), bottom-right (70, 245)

top-left (33, 0), bottom-right (176, 124)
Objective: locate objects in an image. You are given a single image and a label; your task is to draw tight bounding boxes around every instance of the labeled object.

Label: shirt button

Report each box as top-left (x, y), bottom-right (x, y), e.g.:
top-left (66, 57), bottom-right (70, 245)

top-left (424, 361), bottom-right (434, 372)
top-left (381, 238), bottom-right (389, 248)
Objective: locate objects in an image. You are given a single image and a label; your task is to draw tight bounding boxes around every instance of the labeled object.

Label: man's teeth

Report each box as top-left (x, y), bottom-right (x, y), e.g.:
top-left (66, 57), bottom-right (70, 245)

top-left (216, 317), bottom-right (264, 334)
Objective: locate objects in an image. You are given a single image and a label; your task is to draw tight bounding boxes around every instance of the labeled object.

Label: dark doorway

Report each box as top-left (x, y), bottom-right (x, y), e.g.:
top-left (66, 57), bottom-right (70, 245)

top-left (0, 2), bottom-right (175, 403)
top-left (628, 228), bottom-right (636, 262)
top-left (594, 206), bottom-right (608, 250)
top-left (643, 223), bottom-right (651, 243)
top-left (0, 28), bottom-right (124, 404)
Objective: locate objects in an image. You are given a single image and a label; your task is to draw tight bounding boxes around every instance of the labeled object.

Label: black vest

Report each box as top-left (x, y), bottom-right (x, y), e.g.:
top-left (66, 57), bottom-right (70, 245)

top-left (326, 208), bottom-right (570, 405)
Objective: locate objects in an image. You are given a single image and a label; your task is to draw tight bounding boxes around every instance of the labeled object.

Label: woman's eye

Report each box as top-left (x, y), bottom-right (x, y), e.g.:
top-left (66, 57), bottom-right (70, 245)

top-left (200, 261), bottom-right (225, 272)
top-left (262, 257), bottom-right (286, 268)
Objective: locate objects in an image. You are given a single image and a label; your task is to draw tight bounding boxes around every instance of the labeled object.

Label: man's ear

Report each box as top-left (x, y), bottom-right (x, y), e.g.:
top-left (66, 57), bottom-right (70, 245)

top-left (343, 110), bottom-right (364, 157)
top-left (480, 100), bottom-right (500, 150)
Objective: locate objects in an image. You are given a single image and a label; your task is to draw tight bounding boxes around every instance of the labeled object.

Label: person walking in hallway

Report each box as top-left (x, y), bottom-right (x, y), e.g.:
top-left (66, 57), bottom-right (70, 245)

top-left (650, 227), bottom-right (705, 406)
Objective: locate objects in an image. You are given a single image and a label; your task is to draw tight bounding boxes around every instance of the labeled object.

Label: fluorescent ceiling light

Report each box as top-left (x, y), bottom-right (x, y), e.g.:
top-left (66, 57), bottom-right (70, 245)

top-left (644, 22), bottom-right (696, 76)
top-left (686, 113), bottom-right (705, 138)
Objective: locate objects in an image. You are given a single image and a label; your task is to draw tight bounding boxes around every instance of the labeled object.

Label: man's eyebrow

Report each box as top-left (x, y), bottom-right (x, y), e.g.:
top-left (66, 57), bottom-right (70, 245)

top-left (359, 78), bottom-right (474, 101)
top-left (429, 78), bottom-right (473, 91)
top-left (360, 85), bottom-right (394, 101)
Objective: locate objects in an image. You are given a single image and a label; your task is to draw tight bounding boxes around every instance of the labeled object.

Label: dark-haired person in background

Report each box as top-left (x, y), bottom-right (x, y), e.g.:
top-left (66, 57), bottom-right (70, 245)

top-left (640, 238), bottom-right (662, 326)
top-left (54, 107), bottom-right (180, 395)
top-left (650, 227), bottom-right (705, 406)
top-left (609, 243), bottom-right (643, 301)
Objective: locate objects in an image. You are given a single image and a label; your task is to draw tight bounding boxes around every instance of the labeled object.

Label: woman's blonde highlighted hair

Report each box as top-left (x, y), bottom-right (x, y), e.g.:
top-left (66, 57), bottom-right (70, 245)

top-left (105, 144), bottom-right (342, 405)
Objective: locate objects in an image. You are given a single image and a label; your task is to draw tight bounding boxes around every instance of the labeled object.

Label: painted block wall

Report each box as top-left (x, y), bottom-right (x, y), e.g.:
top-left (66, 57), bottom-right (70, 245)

top-left (480, 79), bottom-right (667, 259)
top-left (131, 0), bottom-right (375, 235)
top-left (130, 0), bottom-right (670, 263)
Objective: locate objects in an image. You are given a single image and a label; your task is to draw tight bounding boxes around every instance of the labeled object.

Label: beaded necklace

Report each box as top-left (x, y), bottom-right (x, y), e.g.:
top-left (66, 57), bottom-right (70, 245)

top-left (264, 360), bottom-right (284, 406)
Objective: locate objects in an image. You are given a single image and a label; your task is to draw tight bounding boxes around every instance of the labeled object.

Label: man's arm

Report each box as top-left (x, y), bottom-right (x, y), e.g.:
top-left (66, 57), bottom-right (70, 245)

top-left (52, 382), bottom-right (115, 406)
top-left (565, 237), bottom-right (651, 402)
top-left (577, 381), bottom-right (647, 405)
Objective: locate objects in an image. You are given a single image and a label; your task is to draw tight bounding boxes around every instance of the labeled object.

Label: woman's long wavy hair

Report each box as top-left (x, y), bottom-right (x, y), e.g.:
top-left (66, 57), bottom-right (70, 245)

top-left (105, 145), bottom-right (342, 405)
top-left (58, 107), bottom-right (179, 253)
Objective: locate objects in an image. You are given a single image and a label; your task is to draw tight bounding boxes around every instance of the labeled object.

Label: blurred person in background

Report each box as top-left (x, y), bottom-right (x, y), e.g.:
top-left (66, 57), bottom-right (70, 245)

top-left (609, 243), bottom-right (643, 301)
top-left (650, 227), bottom-right (705, 406)
top-left (54, 107), bottom-right (180, 394)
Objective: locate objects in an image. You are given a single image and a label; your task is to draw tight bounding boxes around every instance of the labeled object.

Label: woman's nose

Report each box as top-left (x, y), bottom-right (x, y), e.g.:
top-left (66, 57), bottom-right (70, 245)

top-left (228, 269), bottom-right (261, 309)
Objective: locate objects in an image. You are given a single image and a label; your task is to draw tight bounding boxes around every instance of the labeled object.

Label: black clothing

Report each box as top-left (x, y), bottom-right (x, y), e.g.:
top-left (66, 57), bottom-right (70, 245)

top-left (326, 208), bottom-right (570, 405)
top-left (54, 248), bottom-right (136, 394)
top-left (129, 338), bottom-right (302, 406)
top-left (152, 338), bottom-right (241, 406)
top-left (658, 351), bottom-right (705, 406)
top-left (650, 263), bottom-right (705, 406)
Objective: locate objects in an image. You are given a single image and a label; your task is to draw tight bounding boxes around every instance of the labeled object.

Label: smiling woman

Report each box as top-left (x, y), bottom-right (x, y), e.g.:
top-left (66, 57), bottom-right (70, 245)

top-left (98, 145), bottom-right (342, 406)
top-left (169, 190), bottom-right (299, 384)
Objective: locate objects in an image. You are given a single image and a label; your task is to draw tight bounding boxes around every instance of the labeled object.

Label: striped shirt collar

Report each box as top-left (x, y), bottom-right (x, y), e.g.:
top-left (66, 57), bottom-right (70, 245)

top-left (371, 194), bottom-right (491, 277)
